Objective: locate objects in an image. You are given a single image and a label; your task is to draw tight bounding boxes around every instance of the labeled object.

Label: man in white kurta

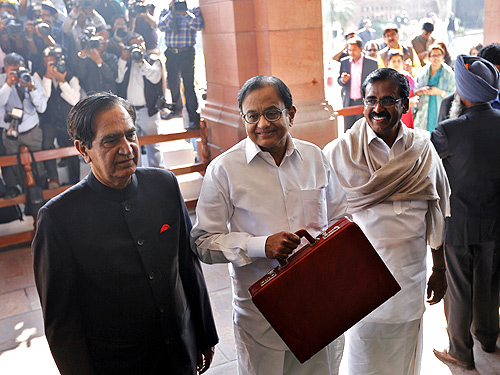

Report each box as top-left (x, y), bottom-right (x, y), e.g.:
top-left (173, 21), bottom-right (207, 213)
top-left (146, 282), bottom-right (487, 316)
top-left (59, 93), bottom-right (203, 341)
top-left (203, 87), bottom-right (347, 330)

top-left (191, 76), bottom-right (348, 375)
top-left (325, 68), bottom-right (450, 375)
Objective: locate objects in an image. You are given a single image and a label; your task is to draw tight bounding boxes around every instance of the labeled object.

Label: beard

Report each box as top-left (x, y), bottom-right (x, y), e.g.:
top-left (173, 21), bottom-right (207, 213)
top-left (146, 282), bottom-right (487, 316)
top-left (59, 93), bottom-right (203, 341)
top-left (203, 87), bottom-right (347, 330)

top-left (449, 93), bottom-right (466, 119)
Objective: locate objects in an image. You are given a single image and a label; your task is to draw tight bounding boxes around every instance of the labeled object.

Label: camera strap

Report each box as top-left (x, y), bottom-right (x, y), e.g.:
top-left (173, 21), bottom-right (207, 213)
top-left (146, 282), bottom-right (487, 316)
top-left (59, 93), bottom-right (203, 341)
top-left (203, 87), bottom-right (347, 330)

top-left (15, 83), bottom-right (25, 103)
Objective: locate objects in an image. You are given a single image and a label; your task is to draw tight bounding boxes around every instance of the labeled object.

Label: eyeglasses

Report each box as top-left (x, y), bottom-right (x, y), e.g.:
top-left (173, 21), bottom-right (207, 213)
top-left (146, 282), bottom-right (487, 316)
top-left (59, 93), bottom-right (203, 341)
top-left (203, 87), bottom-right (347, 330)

top-left (363, 97), bottom-right (405, 108)
top-left (368, 49), bottom-right (378, 52)
top-left (429, 54), bottom-right (444, 59)
top-left (242, 108), bottom-right (287, 124)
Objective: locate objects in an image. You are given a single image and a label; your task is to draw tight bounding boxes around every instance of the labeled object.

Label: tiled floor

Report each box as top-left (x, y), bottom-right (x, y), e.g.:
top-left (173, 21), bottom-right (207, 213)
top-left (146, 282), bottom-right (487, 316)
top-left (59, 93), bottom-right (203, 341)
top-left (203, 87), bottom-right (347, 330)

top-left (1, 244), bottom-right (500, 374)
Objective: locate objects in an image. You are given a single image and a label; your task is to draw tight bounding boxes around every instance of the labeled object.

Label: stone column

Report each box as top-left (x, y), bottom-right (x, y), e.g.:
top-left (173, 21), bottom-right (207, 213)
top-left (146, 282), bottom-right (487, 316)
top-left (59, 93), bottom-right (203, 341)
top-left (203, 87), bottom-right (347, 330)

top-left (200, 0), bottom-right (337, 158)
top-left (483, 0), bottom-right (500, 45)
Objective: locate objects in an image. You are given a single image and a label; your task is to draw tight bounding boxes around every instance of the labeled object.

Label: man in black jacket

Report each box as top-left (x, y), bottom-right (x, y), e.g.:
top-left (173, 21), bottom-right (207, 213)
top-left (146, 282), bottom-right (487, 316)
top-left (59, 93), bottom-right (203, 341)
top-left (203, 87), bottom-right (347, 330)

top-left (117, 33), bottom-right (163, 168)
top-left (32, 92), bottom-right (218, 375)
top-left (432, 55), bottom-right (500, 370)
top-left (338, 36), bottom-right (377, 131)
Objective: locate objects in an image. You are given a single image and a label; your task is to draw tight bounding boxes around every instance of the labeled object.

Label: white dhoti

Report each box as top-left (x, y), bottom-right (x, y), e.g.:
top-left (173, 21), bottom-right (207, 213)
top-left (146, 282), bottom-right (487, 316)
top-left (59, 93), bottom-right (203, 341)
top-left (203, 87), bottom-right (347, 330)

top-left (235, 325), bottom-right (344, 375)
top-left (347, 318), bottom-right (423, 375)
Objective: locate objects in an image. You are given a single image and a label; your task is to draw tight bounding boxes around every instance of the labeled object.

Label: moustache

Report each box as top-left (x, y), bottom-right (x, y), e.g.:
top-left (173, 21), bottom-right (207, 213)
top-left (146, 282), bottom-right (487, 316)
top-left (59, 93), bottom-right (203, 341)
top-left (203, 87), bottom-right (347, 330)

top-left (369, 111), bottom-right (391, 119)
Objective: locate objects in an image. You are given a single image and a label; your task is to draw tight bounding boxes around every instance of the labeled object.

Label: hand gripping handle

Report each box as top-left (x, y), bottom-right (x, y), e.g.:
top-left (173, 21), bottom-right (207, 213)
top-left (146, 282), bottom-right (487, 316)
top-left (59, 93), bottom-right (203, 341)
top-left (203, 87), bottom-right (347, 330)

top-left (277, 229), bottom-right (316, 268)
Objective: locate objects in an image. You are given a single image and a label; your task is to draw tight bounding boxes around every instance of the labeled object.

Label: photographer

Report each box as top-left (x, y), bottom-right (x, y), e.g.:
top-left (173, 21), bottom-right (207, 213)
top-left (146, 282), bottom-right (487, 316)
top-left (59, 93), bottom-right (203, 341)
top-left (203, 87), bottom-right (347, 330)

top-left (158, 0), bottom-right (203, 129)
top-left (74, 25), bottom-right (118, 94)
top-left (116, 33), bottom-right (163, 168)
top-left (0, 2), bottom-right (29, 62)
top-left (0, 53), bottom-right (47, 198)
top-left (34, 46), bottom-right (80, 188)
top-left (129, 0), bottom-right (158, 55)
top-left (106, 13), bottom-right (128, 57)
top-left (25, 1), bottom-right (72, 77)
top-left (61, 0), bottom-right (106, 51)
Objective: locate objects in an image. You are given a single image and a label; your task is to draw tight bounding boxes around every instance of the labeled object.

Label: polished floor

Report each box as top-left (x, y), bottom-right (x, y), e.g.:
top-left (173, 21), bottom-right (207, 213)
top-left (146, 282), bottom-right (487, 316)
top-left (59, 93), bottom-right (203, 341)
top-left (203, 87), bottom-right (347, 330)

top-left (0, 244), bottom-right (499, 374)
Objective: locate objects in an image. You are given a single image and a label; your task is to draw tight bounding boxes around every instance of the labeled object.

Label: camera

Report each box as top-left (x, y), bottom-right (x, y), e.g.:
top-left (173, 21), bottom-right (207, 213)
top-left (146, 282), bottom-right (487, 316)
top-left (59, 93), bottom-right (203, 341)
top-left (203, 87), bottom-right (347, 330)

top-left (173, 1), bottom-right (187, 12)
top-left (79, 26), bottom-right (103, 49)
top-left (14, 67), bottom-right (32, 84)
top-left (126, 44), bottom-right (143, 61)
top-left (4, 108), bottom-right (23, 140)
top-left (155, 96), bottom-right (176, 112)
top-left (45, 46), bottom-right (67, 73)
top-left (35, 19), bottom-right (51, 37)
top-left (1, 13), bottom-right (23, 37)
top-left (128, 1), bottom-right (148, 18)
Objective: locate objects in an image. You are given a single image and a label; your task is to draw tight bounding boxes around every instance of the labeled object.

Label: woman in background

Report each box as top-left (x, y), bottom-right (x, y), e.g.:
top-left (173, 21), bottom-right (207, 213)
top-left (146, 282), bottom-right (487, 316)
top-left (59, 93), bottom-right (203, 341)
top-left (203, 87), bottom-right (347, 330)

top-left (414, 44), bottom-right (455, 132)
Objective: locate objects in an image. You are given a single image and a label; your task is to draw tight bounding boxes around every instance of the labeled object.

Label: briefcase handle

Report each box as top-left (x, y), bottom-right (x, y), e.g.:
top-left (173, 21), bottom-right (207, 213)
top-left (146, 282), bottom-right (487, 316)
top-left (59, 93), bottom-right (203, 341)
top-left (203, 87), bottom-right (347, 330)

top-left (278, 229), bottom-right (317, 268)
top-left (295, 229), bottom-right (317, 245)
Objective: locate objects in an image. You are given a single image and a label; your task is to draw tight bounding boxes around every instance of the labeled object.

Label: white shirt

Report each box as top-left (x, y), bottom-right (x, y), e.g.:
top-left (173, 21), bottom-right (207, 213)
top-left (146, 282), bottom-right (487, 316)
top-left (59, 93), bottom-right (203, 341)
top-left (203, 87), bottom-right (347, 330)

top-left (117, 58), bottom-right (162, 106)
top-left (351, 125), bottom-right (429, 323)
top-left (0, 74), bottom-right (47, 131)
top-left (37, 74), bottom-right (81, 107)
top-left (192, 135), bottom-right (348, 349)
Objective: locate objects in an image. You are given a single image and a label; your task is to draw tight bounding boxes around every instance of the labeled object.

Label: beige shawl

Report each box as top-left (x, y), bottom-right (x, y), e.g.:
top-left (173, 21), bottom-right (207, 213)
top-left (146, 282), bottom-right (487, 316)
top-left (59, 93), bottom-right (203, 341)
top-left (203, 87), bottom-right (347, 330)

top-left (329, 118), bottom-right (450, 248)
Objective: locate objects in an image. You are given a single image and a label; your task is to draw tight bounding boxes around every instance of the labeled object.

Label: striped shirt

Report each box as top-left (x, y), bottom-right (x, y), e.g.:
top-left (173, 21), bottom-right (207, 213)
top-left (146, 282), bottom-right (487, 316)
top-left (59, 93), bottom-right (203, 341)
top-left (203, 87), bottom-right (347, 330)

top-left (158, 7), bottom-right (203, 48)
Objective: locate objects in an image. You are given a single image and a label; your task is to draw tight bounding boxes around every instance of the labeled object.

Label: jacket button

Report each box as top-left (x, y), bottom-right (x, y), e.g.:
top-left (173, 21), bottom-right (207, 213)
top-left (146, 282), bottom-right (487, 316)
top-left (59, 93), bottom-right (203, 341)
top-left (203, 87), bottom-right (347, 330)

top-left (149, 272), bottom-right (155, 280)
top-left (159, 307), bottom-right (165, 313)
top-left (124, 204), bottom-right (131, 212)
top-left (137, 238), bottom-right (145, 246)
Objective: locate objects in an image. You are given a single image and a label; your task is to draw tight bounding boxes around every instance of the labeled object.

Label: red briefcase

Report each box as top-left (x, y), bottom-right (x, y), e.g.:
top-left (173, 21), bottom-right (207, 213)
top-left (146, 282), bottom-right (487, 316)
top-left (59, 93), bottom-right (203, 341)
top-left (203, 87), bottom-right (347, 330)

top-left (249, 216), bottom-right (401, 363)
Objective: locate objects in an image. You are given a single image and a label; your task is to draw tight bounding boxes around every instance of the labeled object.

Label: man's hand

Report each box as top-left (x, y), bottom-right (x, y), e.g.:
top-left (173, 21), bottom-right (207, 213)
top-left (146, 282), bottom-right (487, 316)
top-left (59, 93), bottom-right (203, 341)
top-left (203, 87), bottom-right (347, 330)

top-left (6, 71), bottom-right (18, 87)
top-left (426, 270), bottom-right (447, 305)
top-left (197, 347), bottom-right (215, 374)
top-left (265, 231), bottom-right (300, 263)
top-left (341, 72), bottom-right (351, 84)
top-left (25, 20), bottom-right (35, 38)
top-left (86, 48), bottom-right (103, 66)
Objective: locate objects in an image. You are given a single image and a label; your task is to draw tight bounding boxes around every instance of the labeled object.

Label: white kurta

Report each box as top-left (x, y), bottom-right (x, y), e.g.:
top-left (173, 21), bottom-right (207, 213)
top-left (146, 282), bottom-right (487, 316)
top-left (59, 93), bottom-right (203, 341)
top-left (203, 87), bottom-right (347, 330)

top-left (191, 135), bottom-right (347, 371)
top-left (353, 125), bottom-right (428, 323)
top-left (326, 124), bottom-right (436, 375)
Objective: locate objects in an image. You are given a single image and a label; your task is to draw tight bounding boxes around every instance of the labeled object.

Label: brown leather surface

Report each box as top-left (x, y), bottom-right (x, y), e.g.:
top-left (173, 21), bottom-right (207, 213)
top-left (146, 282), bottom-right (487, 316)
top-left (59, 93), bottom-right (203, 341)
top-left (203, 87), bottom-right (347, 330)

top-left (249, 217), bottom-right (401, 363)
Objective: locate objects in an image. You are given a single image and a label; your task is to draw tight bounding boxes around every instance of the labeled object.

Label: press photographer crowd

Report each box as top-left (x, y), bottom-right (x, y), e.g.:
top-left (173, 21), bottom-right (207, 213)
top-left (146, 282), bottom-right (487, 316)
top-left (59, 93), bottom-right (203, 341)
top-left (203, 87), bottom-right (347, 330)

top-left (0, 0), bottom-right (203, 199)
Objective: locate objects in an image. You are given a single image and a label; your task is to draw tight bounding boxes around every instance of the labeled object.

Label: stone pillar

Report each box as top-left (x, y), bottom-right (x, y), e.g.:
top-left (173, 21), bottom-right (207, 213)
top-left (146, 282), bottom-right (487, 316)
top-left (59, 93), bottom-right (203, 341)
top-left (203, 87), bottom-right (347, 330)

top-left (483, 0), bottom-right (500, 45)
top-left (200, 0), bottom-right (337, 158)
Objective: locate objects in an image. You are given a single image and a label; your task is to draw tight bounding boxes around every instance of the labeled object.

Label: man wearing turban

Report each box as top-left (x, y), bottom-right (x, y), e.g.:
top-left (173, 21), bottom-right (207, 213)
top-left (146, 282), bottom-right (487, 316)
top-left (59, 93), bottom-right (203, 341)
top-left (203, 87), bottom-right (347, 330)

top-left (431, 55), bottom-right (500, 370)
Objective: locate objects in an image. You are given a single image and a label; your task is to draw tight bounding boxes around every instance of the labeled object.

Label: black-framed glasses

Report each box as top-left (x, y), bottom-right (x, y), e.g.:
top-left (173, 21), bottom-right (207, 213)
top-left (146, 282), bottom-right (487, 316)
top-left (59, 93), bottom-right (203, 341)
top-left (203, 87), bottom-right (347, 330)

top-left (363, 97), bottom-right (405, 108)
top-left (242, 108), bottom-right (287, 124)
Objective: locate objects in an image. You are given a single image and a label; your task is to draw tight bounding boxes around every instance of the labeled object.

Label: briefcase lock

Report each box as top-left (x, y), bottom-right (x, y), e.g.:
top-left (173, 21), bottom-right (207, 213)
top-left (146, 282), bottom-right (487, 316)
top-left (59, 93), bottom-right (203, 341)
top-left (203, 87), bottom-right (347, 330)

top-left (319, 225), bottom-right (340, 239)
top-left (260, 269), bottom-right (277, 287)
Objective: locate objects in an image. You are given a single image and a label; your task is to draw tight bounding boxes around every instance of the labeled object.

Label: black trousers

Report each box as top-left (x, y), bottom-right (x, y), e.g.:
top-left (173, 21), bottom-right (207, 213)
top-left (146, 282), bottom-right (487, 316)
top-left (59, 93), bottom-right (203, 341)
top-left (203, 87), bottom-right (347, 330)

top-left (165, 47), bottom-right (200, 124)
top-left (41, 123), bottom-right (80, 184)
top-left (344, 98), bottom-right (364, 132)
top-left (444, 241), bottom-right (500, 362)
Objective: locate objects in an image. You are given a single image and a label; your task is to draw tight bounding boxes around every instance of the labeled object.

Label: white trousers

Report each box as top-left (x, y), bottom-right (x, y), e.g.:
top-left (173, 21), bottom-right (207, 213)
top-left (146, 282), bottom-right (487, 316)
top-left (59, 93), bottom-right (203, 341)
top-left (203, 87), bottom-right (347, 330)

top-left (234, 325), bottom-right (344, 375)
top-left (135, 108), bottom-right (163, 168)
top-left (347, 318), bottom-right (423, 375)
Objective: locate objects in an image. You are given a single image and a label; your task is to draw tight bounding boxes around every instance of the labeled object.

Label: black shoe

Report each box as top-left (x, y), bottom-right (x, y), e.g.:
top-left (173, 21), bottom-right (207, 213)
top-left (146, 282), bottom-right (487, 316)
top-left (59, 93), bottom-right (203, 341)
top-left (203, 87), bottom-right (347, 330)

top-left (4, 186), bottom-right (21, 199)
top-left (185, 122), bottom-right (200, 131)
top-left (161, 112), bottom-right (182, 120)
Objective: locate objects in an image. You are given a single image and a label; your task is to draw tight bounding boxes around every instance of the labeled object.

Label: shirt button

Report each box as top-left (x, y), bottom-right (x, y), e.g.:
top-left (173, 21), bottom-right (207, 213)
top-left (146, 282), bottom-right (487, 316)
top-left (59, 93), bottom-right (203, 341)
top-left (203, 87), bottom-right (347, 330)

top-left (137, 238), bottom-right (145, 246)
top-left (124, 204), bottom-right (131, 212)
top-left (149, 272), bottom-right (155, 280)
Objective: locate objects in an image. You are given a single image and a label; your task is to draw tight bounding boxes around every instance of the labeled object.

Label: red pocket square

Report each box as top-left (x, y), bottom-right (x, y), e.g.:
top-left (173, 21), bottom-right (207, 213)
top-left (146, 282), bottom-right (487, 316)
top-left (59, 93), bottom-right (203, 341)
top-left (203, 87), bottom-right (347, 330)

top-left (160, 224), bottom-right (170, 233)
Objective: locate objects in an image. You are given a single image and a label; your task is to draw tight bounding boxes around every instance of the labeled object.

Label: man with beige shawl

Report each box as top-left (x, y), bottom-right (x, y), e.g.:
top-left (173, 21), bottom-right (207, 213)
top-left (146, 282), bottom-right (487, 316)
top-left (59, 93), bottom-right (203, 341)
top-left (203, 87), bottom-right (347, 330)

top-left (324, 68), bottom-right (450, 375)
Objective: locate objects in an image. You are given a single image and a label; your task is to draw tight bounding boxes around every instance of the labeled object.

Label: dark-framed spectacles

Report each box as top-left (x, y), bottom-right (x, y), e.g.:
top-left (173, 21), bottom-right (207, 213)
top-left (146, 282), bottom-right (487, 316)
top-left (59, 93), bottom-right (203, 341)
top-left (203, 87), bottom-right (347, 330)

top-left (363, 97), bottom-right (405, 108)
top-left (242, 108), bottom-right (287, 124)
